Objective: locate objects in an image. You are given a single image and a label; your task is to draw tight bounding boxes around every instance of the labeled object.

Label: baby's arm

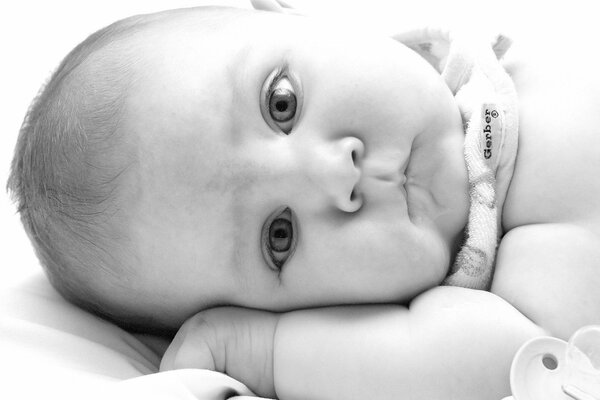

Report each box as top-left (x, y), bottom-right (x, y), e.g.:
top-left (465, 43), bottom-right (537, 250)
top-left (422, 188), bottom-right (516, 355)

top-left (161, 287), bottom-right (547, 400)
top-left (274, 287), bottom-right (546, 400)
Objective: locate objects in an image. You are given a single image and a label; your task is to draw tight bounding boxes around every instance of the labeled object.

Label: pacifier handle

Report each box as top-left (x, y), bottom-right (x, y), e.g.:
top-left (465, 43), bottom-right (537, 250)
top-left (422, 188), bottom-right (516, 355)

top-left (563, 384), bottom-right (599, 400)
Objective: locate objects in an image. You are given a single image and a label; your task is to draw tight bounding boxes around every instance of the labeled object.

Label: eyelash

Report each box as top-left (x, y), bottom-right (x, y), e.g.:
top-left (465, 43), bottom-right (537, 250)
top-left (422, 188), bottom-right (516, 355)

top-left (261, 207), bottom-right (298, 272)
top-left (266, 68), bottom-right (287, 100)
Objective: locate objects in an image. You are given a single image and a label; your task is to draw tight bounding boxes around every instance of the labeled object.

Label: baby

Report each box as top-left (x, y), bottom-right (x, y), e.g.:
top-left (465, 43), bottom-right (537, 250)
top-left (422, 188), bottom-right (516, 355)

top-left (8, 4), bottom-right (600, 400)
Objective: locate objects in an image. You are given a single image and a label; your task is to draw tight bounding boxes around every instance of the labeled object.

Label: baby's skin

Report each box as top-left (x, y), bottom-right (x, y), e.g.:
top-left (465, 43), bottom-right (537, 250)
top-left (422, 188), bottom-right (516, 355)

top-left (114, 7), bottom-right (600, 400)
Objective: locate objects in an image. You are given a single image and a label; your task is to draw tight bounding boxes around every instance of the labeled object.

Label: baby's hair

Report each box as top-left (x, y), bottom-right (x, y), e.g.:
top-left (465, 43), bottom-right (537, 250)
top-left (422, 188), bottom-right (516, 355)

top-left (7, 13), bottom-right (154, 331)
top-left (8, 6), bottom-right (257, 334)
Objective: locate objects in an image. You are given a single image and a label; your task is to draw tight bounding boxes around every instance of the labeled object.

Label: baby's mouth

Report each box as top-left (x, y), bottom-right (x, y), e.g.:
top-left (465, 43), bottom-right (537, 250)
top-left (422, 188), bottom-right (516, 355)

top-left (359, 149), bottom-right (411, 203)
top-left (399, 149), bottom-right (412, 196)
top-left (400, 175), bottom-right (408, 199)
top-left (362, 162), bottom-right (407, 185)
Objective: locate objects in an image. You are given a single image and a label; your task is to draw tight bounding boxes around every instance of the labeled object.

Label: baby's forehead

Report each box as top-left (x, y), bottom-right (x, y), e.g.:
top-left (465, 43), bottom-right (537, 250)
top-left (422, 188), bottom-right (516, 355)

top-left (136, 6), bottom-right (265, 41)
top-left (120, 9), bottom-right (290, 136)
top-left (118, 7), bottom-right (274, 93)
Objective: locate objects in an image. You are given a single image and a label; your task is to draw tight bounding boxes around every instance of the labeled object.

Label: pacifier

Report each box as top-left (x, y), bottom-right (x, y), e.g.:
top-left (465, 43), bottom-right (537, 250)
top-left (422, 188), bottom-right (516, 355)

top-left (507, 325), bottom-right (600, 400)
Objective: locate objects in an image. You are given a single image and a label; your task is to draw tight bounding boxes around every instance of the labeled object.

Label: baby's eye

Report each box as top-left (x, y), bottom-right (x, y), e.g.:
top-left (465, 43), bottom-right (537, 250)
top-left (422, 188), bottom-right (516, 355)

top-left (261, 207), bottom-right (298, 272)
top-left (260, 67), bottom-right (302, 134)
top-left (269, 79), bottom-right (296, 126)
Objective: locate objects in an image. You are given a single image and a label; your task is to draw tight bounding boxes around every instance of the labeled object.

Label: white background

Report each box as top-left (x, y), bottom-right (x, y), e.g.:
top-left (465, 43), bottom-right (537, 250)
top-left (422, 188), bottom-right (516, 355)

top-left (0, 0), bottom-right (593, 290)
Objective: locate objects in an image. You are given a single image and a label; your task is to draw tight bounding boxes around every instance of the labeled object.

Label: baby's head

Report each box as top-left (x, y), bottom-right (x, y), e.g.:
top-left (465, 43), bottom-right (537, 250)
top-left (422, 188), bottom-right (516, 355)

top-left (9, 6), bottom-right (469, 333)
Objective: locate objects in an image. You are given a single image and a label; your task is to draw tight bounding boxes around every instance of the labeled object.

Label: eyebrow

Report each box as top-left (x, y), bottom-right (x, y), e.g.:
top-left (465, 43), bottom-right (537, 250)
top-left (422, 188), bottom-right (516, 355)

top-left (225, 157), bottom-right (273, 275)
top-left (226, 44), bottom-right (253, 144)
top-left (227, 170), bottom-right (258, 276)
top-left (229, 193), bottom-right (245, 273)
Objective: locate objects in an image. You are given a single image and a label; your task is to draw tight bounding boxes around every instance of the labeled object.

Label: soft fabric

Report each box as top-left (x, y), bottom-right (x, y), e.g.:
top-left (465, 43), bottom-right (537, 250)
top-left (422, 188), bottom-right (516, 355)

top-left (0, 273), bottom-right (264, 400)
top-left (394, 27), bottom-right (519, 290)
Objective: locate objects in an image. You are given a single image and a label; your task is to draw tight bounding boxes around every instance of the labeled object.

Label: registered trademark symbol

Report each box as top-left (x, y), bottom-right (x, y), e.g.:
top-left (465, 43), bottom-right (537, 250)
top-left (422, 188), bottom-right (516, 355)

top-left (491, 110), bottom-right (499, 118)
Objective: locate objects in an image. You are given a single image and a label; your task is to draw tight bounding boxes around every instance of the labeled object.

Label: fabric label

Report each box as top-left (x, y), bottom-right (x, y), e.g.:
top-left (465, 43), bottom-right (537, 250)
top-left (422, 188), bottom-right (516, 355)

top-left (480, 103), bottom-right (503, 170)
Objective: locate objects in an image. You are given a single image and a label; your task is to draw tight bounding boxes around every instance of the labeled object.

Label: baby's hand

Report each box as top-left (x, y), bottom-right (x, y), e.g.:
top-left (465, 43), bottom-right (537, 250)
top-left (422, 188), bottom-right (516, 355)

top-left (160, 307), bottom-right (280, 398)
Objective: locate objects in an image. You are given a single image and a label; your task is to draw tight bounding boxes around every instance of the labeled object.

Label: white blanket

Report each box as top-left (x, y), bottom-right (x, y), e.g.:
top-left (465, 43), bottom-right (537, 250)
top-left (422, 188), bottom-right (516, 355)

top-left (0, 273), bottom-right (262, 399)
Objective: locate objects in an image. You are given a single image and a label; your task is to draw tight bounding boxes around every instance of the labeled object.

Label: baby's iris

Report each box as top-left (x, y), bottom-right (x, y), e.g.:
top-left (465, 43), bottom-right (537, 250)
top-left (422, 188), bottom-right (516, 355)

top-left (269, 88), bottom-right (296, 123)
top-left (269, 218), bottom-right (293, 252)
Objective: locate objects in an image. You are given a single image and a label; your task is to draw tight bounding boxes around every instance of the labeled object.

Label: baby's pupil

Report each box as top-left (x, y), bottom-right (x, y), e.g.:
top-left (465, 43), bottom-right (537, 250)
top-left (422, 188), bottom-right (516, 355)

top-left (274, 228), bottom-right (288, 239)
top-left (275, 100), bottom-right (288, 112)
top-left (269, 218), bottom-right (292, 252)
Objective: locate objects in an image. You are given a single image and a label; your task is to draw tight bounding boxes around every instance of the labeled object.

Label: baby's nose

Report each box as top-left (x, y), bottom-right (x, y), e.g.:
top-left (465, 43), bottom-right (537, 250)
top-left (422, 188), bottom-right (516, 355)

top-left (312, 136), bottom-right (364, 213)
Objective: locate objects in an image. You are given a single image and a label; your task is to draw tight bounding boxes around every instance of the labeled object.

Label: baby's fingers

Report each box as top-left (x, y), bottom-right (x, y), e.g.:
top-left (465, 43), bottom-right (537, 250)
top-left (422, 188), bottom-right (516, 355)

top-left (161, 307), bottom-right (280, 398)
top-left (160, 315), bottom-right (218, 372)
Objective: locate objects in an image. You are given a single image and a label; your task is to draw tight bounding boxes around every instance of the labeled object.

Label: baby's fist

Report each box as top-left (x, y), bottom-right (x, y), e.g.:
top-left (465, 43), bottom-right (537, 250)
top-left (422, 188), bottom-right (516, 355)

top-left (160, 307), bottom-right (279, 398)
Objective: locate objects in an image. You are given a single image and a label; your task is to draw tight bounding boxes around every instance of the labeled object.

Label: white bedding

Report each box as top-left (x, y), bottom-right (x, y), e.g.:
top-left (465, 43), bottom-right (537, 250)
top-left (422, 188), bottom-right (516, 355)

top-left (1, 1), bottom-right (589, 399)
top-left (0, 273), bottom-right (263, 399)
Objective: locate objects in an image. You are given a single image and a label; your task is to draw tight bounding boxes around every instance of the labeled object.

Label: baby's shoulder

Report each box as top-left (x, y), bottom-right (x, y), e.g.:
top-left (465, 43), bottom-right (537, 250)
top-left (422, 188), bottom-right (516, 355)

top-left (501, 29), bottom-right (600, 231)
top-left (491, 223), bottom-right (600, 340)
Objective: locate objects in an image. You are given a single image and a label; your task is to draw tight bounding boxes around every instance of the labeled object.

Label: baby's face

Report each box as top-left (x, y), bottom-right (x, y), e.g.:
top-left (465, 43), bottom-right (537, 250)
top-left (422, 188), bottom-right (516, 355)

top-left (119, 9), bottom-right (469, 327)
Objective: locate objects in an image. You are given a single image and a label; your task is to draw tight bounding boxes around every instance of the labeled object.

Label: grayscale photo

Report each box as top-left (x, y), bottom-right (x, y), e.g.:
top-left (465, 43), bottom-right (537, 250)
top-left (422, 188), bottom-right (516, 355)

top-left (1, 0), bottom-right (599, 399)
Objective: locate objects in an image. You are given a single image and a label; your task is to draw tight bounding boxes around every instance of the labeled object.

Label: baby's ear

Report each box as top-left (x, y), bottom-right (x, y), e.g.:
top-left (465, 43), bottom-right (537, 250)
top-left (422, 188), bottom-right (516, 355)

top-left (392, 27), bottom-right (511, 74)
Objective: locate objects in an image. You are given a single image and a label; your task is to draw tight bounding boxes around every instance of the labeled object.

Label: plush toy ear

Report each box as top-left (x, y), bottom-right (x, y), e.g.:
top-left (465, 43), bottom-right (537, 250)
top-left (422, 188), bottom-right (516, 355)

top-left (392, 27), bottom-right (512, 74)
top-left (391, 27), bottom-right (452, 73)
top-left (250, 0), bottom-right (299, 15)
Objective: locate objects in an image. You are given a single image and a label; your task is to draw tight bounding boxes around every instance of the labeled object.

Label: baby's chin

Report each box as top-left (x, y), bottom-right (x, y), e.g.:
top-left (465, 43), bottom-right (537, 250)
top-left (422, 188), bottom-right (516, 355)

top-left (403, 96), bottom-right (469, 253)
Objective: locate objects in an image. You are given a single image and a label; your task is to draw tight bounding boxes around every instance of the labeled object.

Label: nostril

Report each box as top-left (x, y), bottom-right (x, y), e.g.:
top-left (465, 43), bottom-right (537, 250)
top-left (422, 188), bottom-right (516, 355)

top-left (346, 188), bottom-right (363, 213)
top-left (343, 136), bottom-right (364, 167)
